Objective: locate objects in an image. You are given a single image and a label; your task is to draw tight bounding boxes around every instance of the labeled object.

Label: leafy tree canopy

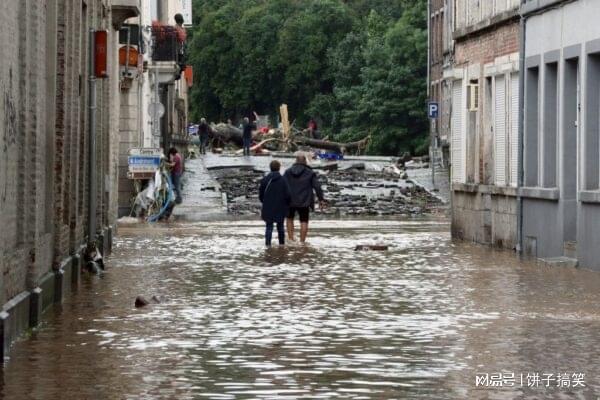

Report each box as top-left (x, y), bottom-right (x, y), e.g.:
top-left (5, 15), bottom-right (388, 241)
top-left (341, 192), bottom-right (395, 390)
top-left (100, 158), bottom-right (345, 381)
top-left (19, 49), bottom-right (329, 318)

top-left (188, 0), bottom-right (428, 155)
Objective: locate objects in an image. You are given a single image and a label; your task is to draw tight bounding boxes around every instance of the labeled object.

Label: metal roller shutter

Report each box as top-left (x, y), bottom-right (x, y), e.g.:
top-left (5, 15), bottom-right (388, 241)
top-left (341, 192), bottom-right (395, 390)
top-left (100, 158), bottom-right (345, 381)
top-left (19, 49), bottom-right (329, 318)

top-left (494, 75), bottom-right (507, 186)
top-left (451, 80), bottom-right (465, 183)
top-left (509, 72), bottom-right (519, 187)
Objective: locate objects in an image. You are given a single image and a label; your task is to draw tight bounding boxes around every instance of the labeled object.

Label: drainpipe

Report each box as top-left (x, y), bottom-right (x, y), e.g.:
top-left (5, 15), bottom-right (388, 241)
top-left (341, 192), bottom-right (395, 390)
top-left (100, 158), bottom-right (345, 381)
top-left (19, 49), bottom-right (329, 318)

top-left (157, 0), bottom-right (167, 23)
top-left (88, 28), bottom-right (98, 247)
top-left (427, 0), bottom-right (435, 187)
top-left (517, 2), bottom-right (527, 255)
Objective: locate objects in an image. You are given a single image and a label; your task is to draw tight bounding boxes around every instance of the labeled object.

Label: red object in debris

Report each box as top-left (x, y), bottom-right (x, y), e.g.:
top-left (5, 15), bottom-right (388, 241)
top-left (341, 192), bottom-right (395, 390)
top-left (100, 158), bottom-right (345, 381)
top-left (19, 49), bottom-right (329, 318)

top-left (260, 127), bottom-right (269, 134)
top-left (95, 30), bottom-right (108, 78)
top-left (184, 66), bottom-right (193, 87)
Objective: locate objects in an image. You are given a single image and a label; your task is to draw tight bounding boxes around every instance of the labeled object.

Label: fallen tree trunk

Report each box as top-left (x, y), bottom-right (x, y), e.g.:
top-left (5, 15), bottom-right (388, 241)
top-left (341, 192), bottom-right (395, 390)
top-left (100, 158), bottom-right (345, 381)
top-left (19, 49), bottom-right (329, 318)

top-left (293, 135), bottom-right (370, 154)
top-left (210, 123), bottom-right (246, 147)
top-left (208, 122), bottom-right (369, 154)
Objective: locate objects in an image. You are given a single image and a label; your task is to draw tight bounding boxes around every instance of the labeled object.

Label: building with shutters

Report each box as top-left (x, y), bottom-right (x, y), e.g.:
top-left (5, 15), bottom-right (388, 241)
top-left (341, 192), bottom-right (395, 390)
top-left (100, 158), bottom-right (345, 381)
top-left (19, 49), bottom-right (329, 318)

top-left (445, 0), bottom-right (521, 249)
top-left (117, 0), bottom-right (192, 217)
top-left (520, 0), bottom-right (600, 270)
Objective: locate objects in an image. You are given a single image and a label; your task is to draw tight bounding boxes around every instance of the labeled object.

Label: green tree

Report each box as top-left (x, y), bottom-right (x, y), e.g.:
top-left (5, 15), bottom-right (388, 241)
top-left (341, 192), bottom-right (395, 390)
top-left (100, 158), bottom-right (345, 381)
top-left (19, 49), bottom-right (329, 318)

top-left (271, 0), bottom-right (355, 121)
top-left (187, 0), bottom-right (428, 155)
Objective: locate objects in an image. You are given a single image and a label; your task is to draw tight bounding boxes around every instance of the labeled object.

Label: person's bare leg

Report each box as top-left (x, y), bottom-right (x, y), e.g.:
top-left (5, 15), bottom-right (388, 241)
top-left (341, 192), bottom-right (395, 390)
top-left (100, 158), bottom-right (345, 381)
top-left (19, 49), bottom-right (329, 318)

top-left (300, 222), bottom-right (309, 243)
top-left (287, 218), bottom-right (295, 241)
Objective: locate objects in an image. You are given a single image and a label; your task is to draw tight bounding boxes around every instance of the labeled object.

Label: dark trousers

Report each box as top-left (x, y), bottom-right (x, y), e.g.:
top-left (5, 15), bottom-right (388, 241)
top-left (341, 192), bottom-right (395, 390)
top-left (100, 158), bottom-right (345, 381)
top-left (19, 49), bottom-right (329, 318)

top-left (265, 221), bottom-right (285, 246)
top-left (243, 135), bottom-right (252, 156)
top-left (199, 135), bottom-right (208, 154)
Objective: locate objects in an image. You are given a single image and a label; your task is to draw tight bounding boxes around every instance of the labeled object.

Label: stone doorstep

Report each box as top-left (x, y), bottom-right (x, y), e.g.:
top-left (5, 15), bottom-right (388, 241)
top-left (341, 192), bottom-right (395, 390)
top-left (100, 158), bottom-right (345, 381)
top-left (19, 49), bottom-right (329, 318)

top-left (540, 257), bottom-right (579, 268)
top-left (0, 233), bottom-right (109, 362)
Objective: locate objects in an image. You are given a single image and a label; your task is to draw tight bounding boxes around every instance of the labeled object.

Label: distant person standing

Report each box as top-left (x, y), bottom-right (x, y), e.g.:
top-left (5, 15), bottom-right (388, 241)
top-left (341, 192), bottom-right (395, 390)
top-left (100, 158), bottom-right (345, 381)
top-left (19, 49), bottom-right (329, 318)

top-left (198, 118), bottom-right (209, 155)
top-left (242, 117), bottom-right (256, 156)
top-left (284, 153), bottom-right (325, 243)
top-left (167, 147), bottom-right (183, 205)
top-left (307, 118), bottom-right (320, 140)
top-left (259, 160), bottom-right (291, 247)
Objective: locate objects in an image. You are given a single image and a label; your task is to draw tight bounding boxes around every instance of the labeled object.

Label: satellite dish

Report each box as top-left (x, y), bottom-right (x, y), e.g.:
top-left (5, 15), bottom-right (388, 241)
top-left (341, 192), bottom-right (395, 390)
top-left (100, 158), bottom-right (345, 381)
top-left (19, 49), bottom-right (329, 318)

top-left (148, 102), bottom-right (165, 118)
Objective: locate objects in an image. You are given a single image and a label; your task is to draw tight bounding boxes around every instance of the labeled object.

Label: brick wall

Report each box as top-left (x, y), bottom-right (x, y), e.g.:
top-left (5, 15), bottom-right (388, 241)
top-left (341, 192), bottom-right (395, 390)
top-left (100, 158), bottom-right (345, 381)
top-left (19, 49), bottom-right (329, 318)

top-left (455, 22), bottom-right (520, 67)
top-left (0, 0), bottom-right (122, 304)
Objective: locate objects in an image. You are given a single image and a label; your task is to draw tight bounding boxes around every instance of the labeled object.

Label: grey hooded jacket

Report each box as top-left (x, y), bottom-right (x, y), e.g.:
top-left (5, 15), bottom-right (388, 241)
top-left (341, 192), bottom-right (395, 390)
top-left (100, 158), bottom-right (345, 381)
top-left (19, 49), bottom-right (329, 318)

top-left (283, 163), bottom-right (324, 209)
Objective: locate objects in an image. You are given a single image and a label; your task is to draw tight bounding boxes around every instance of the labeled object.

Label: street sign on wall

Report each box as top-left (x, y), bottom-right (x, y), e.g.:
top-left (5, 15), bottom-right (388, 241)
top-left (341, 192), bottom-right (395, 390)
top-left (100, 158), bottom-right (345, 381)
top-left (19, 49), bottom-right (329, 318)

top-left (127, 148), bottom-right (163, 179)
top-left (428, 102), bottom-right (439, 119)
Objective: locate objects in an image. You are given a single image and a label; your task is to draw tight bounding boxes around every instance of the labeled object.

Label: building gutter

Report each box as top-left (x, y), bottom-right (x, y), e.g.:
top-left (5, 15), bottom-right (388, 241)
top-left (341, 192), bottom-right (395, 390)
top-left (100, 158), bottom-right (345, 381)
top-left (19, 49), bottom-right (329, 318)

top-left (427, 0), bottom-right (436, 187)
top-left (521, 0), bottom-right (575, 17)
top-left (88, 28), bottom-right (98, 247)
top-left (427, 0), bottom-right (431, 100)
top-left (517, 1), bottom-right (527, 255)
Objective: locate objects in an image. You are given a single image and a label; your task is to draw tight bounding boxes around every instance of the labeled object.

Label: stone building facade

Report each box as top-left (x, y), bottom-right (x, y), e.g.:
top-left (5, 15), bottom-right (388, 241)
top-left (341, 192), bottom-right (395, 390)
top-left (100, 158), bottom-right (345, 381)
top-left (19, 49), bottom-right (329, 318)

top-left (429, 0), bottom-right (453, 166)
top-left (446, 0), bottom-right (522, 249)
top-left (0, 0), bottom-right (139, 357)
top-left (117, 0), bottom-right (192, 217)
top-left (521, 0), bottom-right (600, 270)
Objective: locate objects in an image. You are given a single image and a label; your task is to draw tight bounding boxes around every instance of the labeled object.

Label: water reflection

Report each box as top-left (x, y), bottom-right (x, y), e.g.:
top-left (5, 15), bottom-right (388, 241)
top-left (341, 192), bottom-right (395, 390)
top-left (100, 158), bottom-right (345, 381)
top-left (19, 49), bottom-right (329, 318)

top-left (2, 218), bottom-right (600, 399)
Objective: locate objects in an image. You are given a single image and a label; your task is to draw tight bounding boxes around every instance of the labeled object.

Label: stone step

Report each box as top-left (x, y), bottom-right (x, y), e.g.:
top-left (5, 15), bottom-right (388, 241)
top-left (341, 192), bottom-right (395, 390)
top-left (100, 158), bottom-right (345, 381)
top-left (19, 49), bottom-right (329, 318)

top-left (564, 241), bottom-right (577, 258)
top-left (540, 257), bottom-right (578, 268)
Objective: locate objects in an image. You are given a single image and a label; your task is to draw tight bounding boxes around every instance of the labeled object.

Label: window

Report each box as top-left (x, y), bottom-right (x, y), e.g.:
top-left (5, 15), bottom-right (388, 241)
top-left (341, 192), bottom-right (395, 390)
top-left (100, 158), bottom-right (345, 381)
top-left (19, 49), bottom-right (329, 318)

top-left (525, 66), bottom-right (540, 187)
top-left (543, 62), bottom-right (558, 188)
top-left (509, 72), bottom-right (519, 187)
top-left (585, 54), bottom-right (600, 190)
top-left (494, 74), bottom-right (507, 186)
top-left (452, 79), bottom-right (466, 183)
top-left (492, 72), bottom-right (519, 187)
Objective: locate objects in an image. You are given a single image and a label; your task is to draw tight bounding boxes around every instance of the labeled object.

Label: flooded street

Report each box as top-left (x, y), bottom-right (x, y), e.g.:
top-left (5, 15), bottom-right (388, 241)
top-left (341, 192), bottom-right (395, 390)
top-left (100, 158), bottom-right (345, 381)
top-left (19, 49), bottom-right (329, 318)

top-left (3, 218), bottom-right (600, 399)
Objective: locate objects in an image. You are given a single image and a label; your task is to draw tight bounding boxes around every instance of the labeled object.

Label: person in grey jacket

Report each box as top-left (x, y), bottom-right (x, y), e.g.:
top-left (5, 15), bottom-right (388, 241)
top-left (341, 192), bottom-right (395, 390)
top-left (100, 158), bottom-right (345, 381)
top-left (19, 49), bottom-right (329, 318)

top-left (283, 153), bottom-right (325, 243)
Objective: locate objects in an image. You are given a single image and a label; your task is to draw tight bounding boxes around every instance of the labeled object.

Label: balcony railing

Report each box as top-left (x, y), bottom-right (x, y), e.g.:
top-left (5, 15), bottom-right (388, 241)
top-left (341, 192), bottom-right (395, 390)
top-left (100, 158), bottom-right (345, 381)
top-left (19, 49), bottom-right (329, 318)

top-left (151, 25), bottom-right (186, 65)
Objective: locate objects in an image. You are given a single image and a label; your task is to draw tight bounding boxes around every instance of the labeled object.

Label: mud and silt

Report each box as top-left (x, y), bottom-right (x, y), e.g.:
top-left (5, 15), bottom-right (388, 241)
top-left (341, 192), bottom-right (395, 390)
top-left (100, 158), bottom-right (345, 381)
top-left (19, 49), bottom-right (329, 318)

top-left (215, 166), bottom-right (443, 217)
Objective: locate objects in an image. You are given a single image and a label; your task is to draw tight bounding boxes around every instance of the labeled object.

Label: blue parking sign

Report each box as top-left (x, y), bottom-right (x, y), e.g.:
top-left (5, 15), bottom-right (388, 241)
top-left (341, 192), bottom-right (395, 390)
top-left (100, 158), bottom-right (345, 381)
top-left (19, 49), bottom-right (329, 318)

top-left (428, 102), bottom-right (439, 119)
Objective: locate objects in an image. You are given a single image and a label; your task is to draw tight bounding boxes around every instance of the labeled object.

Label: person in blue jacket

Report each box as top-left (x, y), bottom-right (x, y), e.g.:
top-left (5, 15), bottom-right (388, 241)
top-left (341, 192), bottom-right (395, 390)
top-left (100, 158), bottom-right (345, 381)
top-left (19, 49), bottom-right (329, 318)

top-left (259, 160), bottom-right (291, 247)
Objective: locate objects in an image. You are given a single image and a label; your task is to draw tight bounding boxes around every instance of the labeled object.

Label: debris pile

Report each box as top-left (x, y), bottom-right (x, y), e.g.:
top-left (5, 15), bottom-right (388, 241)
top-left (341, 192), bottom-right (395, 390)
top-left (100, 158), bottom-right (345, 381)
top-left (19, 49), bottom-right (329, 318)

top-left (214, 164), bottom-right (442, 217)
top-left (215, 170), bottom-right (264, 215)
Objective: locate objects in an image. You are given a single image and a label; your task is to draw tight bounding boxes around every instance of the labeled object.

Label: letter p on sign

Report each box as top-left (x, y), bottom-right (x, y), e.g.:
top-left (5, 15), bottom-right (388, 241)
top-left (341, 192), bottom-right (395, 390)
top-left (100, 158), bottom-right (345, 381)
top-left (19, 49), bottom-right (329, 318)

top-left (428, 102), bottom-right (439, 119)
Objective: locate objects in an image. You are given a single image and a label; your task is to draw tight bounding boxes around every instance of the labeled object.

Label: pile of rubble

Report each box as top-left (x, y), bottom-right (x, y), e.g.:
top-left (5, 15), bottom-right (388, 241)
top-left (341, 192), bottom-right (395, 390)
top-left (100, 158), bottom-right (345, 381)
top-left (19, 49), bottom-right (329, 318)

top-left (214, 165), bottom-right (443, 217)
top-left (214, 170), bottom-right (264, 215)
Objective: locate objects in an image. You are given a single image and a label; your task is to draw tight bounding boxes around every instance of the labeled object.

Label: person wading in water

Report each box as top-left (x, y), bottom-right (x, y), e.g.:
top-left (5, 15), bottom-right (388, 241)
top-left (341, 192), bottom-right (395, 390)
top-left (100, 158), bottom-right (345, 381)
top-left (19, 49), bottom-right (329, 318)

top-left (284, 153), bottom-right (325, 243)
top-left (259, 160), bottom-right (291, 247)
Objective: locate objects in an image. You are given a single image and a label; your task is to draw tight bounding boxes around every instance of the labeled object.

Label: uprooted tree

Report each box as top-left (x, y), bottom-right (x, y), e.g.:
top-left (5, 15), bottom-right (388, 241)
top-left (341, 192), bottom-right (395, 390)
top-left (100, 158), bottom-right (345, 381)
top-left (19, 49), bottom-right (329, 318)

top-left (208, 123), bottom-right (370, 155)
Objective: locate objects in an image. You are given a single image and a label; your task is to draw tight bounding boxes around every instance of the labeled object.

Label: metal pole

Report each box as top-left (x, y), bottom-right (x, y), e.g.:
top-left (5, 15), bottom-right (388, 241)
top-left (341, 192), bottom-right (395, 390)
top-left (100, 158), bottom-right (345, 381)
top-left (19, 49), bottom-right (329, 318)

top-left (88, 28), bottom-right (98, 244)
top-left (154, 68), bottom-right (160, 144)
top-left (125, 26), bottom-right (131, 76)
top-left (517, 2), bottom-right (527, 255)
top-left (157, 0), bottom-right (167, 23)
top-left (427, 0), bottom-right (435, 188)
top-left (432, 134), bottom-right (436, 187)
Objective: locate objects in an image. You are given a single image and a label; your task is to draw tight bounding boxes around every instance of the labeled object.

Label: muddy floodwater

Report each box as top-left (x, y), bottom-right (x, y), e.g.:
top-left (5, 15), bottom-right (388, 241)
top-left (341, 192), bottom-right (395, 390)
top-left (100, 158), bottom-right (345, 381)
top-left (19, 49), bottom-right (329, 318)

top-left (3, 218), bottom-right (600, 399)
